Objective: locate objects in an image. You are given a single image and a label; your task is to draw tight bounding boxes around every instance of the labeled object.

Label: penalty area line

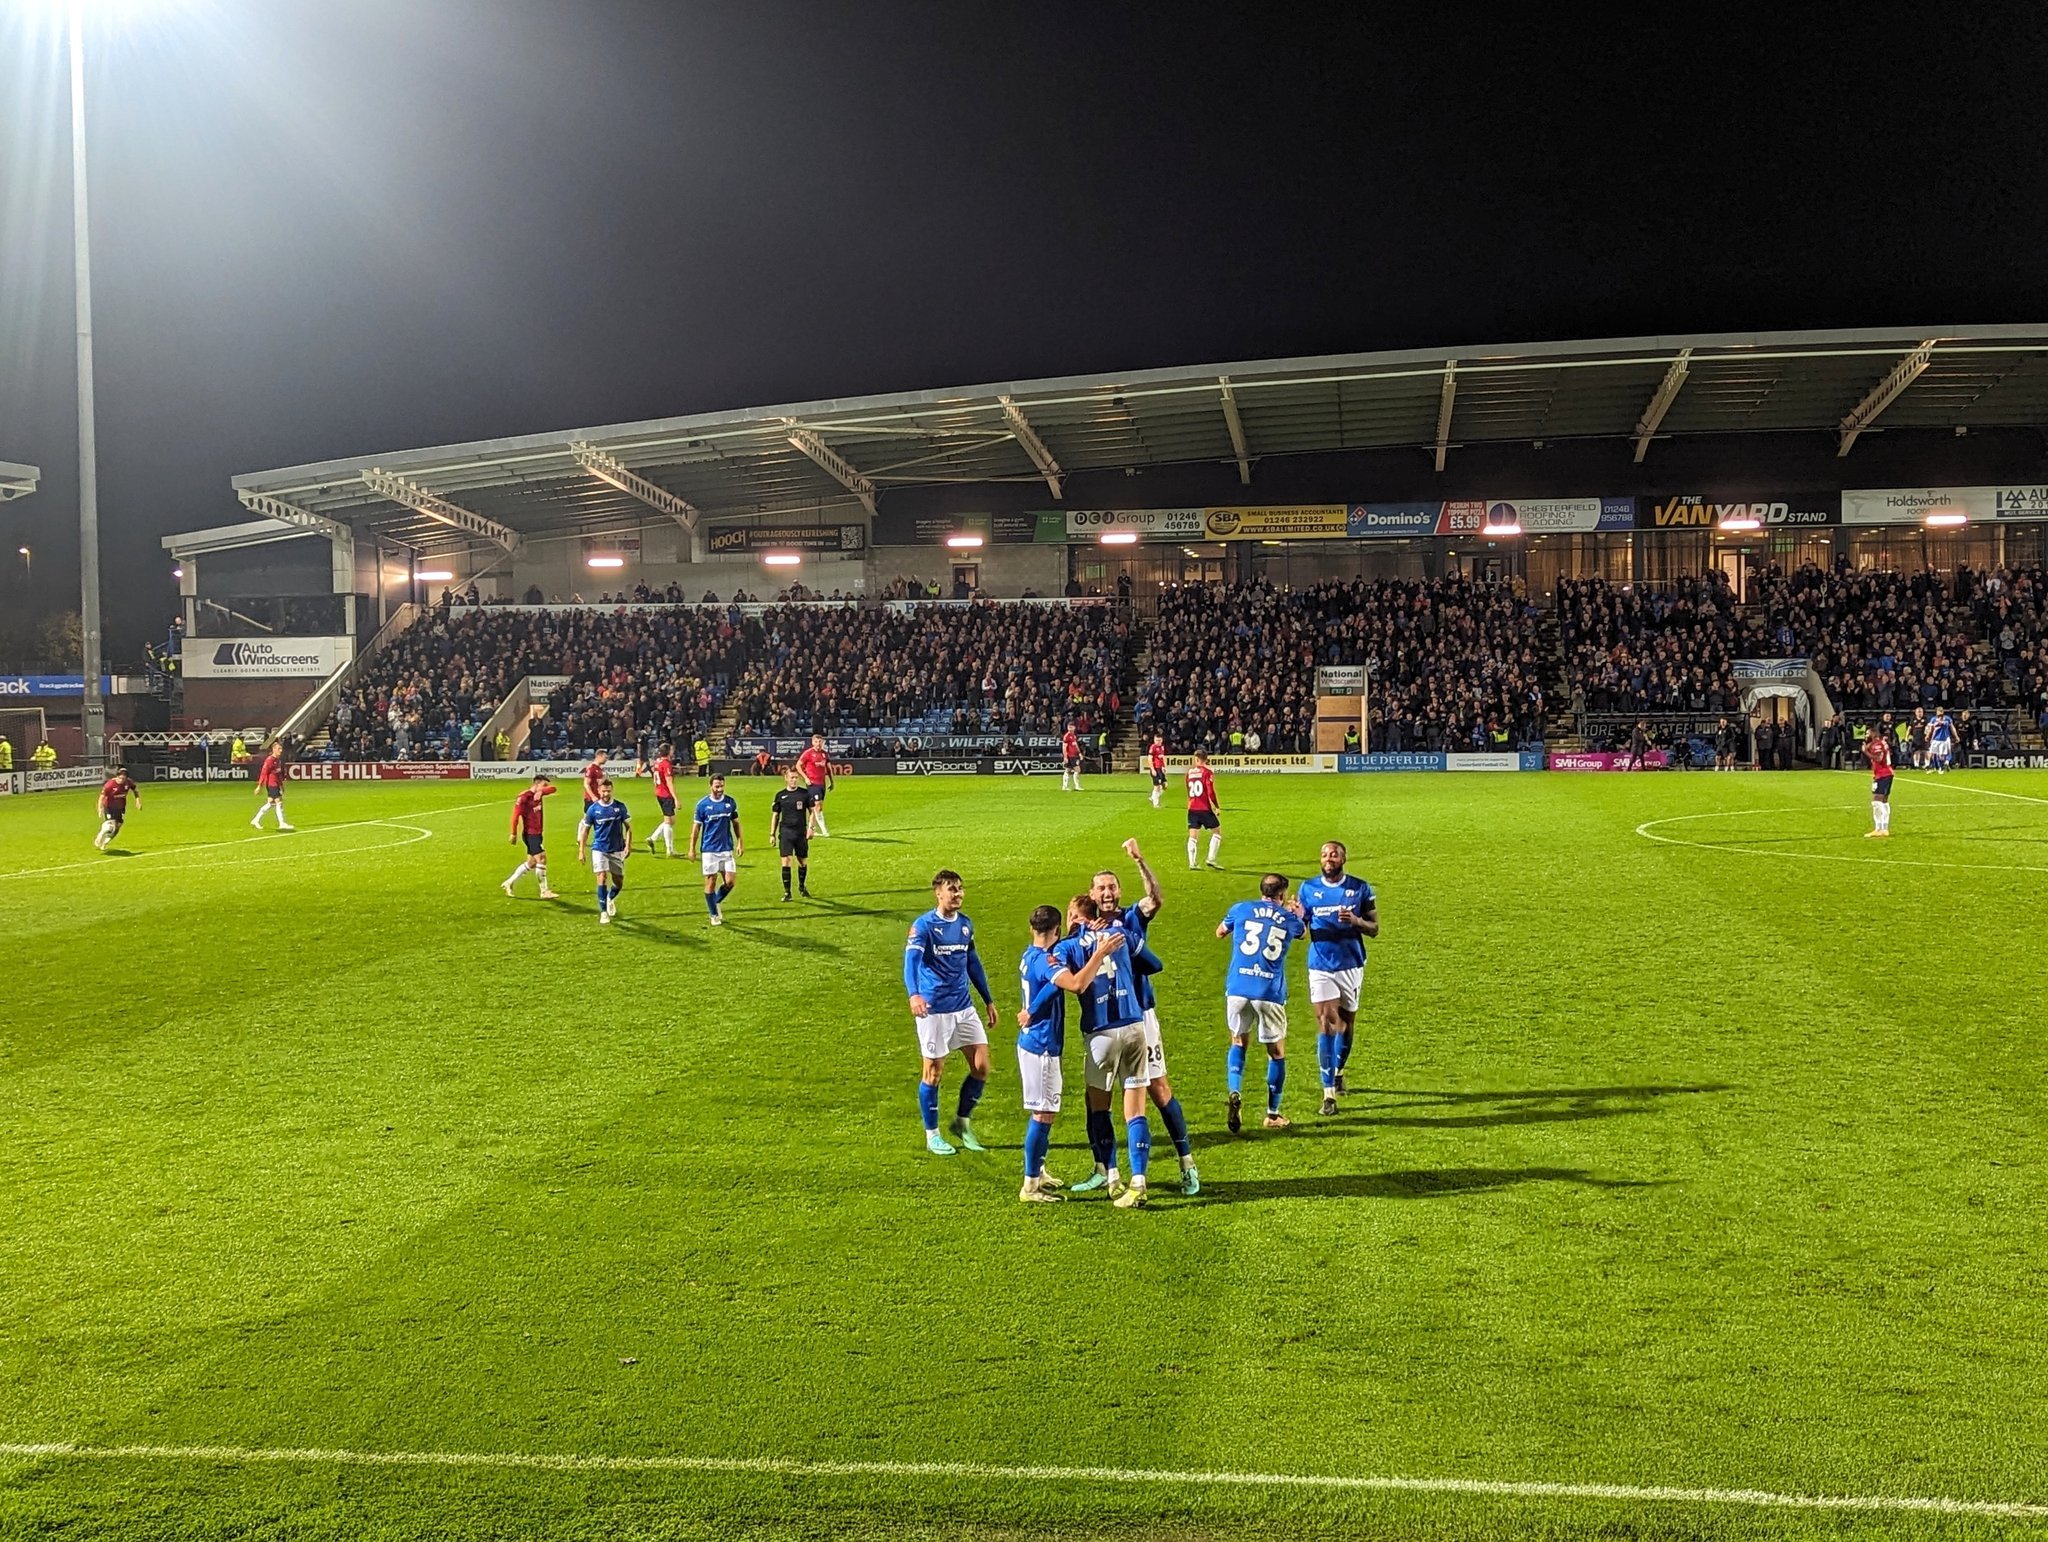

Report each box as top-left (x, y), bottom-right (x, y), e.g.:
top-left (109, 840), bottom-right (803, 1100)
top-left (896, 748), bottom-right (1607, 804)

top-left (0, 1442), bottom-right (2042, 1521)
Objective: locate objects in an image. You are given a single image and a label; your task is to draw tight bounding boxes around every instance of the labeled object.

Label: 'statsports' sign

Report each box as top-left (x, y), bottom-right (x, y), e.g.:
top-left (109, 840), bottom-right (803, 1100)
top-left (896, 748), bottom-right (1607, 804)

top-left (182, 637), bottom-right (352, 679)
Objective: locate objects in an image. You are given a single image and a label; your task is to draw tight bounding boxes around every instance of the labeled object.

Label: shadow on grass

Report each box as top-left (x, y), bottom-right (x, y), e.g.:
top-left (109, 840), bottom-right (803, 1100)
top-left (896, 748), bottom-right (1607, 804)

top-left (1186, 1166), bottom-right (1667, 1205)
top-left (1187, 1083), bottom-right (1730, 1149)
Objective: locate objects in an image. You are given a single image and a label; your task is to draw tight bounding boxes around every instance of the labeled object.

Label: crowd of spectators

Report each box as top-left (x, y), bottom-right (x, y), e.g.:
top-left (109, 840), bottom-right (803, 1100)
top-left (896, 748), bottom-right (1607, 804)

top-left (323, 606), bottom-right (745, 761)
top-left (1751, 563), bottom-right (2000, 712)
top-left (1137, 575), bottom-right (1549, 753)
top-left (1558, 573), bottom-right (1749, 717)
top-left (727, 601), bottom-right (1126, 738)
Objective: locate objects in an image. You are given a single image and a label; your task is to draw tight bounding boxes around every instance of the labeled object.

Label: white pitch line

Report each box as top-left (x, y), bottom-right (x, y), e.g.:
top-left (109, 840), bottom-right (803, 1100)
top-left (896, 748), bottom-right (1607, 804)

top-left (1898, 774), bottom-right (2048, 806)
top-left (1635, 802), bottom-right (2048, 875)
top-left (0, 800), bottom-right (500, 883)
top-left (0, 1441), bottom-right (2040, 1520)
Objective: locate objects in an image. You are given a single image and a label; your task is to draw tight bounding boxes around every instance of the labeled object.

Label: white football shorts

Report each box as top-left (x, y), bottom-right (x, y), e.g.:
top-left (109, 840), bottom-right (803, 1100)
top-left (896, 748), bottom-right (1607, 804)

top-left (590, 850), bottom-right (626, 878)
top-left (1017, 1046), bottom-right (1062, 1113)
top-left (915, 1005), bottom-right (987, 1061)
top-left (1226, 995), bottom-right (1290, 1044)
top-left (700, 850), bottom-right (738, 877)
top-left (1307, 966), bottom-right (1364, 1011)
top-left (1085, 1023), bottom-right (1148, 1091)
top-left (1140, 1007), bottom-right (1168, 1081)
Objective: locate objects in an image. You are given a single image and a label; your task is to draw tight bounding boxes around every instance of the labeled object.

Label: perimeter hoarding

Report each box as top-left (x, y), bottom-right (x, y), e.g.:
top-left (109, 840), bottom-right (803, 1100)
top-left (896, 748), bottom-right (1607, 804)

top-left (706, 524), bottom-right (867, 554)
top-left (1347, 499), bottom-right (1633, 537)
top-left (182, 638), bottom-right (353, 680)
top-left (1841, 486), bottom-right (2048, 525)
top-left (1203, 506), bottom-right (1349, 541)
top-left (1062, 508), bottom-right (1205, 540)
top-left (1639, 495), bottom-right (1837, 528)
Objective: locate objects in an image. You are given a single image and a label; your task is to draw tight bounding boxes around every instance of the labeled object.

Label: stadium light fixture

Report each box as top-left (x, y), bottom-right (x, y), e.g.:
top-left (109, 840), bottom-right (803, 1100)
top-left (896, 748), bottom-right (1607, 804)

top-left (1716, 516), bottom-right (1762, 533)
top-left (1099, 532), bottom-right (1139, 546)
top-left (585, 555), bottom-right (626, 570)
top-left (762, 552), bottom-right (802, 567)
top-left (170, 566), bottom-right (182, 579)
top-left (1924, 511), bottom-right (1968, 528)
top-left (416, 568), bottom-right (454, 581)
top-left (944, 534), bottom-right (984, 549)
top-left (1481, 504), bottom-right (1522, 537)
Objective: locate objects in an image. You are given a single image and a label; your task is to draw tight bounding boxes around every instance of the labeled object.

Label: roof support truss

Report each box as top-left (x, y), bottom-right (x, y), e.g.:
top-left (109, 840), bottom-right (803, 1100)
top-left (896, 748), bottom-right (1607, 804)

top-left (1433, 361), bottom-right (1457, 472)
top-left (1838, 339), bottom-right (1939, 457)
top-left (569, 443), bottom-right (701, 531)
top-left (235, 488), bottom-right (353, 541)
top-left (1217, 377), bottom-right (1251, 484)
top-left (358, 467), bottom-right (520, 549)
top-left (1631, 347), bottom-right (1693, 463)
top-left (784, 425), bottom-right (878, 514)
top-left (996, 395), bottom-right (1064, 498)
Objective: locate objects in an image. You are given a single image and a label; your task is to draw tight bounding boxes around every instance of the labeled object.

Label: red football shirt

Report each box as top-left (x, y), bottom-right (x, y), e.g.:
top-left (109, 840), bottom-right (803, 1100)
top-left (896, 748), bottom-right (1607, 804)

top-left (582, 761), bottom-right (606, 802)
top-left (1062, 730), bottom-right (1080, 761)
top-left (258, 753), bottom-right (283, 790)
top-left (652, 756), bottom-right (674, 799)
top-left (1148, 742), bottom-right (1166, 773)
top-left (100, 775), bottom-right (133, 811)
top-left (797, 746), bottom-right (829, 787)
top-left (512, 786), bottom-right (552, 836)
top-left (1187, 766), bottom-right (1216, 811)
top-left (1864, 736), bottom-right (1893, 775)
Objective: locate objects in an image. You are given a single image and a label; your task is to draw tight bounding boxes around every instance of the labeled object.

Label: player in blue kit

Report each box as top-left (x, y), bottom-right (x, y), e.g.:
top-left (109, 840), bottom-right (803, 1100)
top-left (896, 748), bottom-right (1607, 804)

top-left (1076, 839), bottom-right (1199, 1195)
top-left (689, 772), bottom-right (744, 926)
top-left (1015, 908), bottom-right (1125, 1202)
top-left (1219, 874), bottom-right (1306, 1131)
top-left (575, 777), bottom-right (632, 925)
top-left (905, 870), bottom-right (998, 1156)
top-left (1296, 840), bottom-right (1379, 1115)
top-left (1929, 709), bottom-right (1955, 773)
top-left (1062, 893), bottom-right (1157, 1208)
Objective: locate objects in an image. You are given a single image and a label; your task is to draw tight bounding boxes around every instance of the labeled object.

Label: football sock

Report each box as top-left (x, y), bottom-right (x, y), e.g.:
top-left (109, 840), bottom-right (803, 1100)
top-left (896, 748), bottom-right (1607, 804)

top-left (1225, 1042), bottom-right (1247, 1095)
top-left (704, 890), bottom-right (719, 916)
top-left (1267, 1058), bottom-right (1286, 1115)
top-left (506, 862), bottom-right (529, 886)
top-left (782, 867), bottom-right (792, 895)
top-left (1208, 833), bottom-right (1223, 864)
top-left (917, 1081), bottom-right (940, 1133)
top-left (1086, 1108), bottom-right (1116, 1170)
top-left (1317, 1032), bottom-right (1338, 1089)
top-left (716, 880), bottom-right (732, 902)
top-left (797, 862), bottom-right (808, 890)
top-left (1339, 1026), bottom-right (1354, 1070)
top-left (1159, 1096), bottom-right (1191, 1160)
top-left (957, 1075), bottom-right (986, 1120)
top-left (611, 867), bottom-right (625, 895)
top-left (1127, 1115), bottom-right (1151, 1181)
top-left (1187, 835), bottom-right (1199, 867)
top-left (597, 882), bottom-right (610, 910)
top-left (1023, 1119), bottom-right (1050, 1178)
top-left (535, 858), bottom-right (548, 886)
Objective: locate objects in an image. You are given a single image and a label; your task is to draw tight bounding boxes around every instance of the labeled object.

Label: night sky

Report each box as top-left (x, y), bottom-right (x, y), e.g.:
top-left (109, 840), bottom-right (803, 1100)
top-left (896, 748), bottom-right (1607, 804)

top-left (3, 1), bottom-right (2045, 654)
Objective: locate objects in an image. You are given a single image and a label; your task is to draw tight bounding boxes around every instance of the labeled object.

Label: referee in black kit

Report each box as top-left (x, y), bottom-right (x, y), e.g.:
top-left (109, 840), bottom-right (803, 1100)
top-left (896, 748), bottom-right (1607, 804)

top-left (770, 765), bottom-right (818, 900)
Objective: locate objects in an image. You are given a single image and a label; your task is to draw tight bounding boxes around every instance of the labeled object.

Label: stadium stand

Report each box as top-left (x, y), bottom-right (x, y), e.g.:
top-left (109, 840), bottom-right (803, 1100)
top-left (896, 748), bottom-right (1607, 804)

top-left (1753, 563), bottom-right (1999, 711)
top-left (1137, 575), bottom-right (1549, 753)
top-left (726, 601), bottom-right (1127, 738)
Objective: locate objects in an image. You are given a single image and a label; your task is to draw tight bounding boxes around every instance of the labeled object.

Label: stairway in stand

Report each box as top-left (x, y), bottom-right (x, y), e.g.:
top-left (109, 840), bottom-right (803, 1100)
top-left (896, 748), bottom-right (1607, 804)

top-left (709, 698), bottom-right (744, 756)
top-left (1105, 615), bottom-right (1152, 766)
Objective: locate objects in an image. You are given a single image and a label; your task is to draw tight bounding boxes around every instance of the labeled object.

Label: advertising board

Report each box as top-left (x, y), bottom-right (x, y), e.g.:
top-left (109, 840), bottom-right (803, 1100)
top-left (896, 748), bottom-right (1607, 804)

top-left (182, 637), bottom-right (352, 680)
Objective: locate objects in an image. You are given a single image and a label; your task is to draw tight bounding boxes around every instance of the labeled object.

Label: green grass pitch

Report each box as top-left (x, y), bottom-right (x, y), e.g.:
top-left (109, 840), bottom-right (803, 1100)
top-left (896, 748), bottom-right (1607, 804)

top-left (1, 769), bottom-right (2044, 1540)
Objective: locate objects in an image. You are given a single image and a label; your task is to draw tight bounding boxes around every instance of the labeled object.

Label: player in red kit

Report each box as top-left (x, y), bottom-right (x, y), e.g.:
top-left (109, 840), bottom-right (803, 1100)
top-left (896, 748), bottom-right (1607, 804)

top-left (503, 773), bottom-right (561, 897)
top-left (251, 740), bottom-right (293, 831)
top-left (1186, 750), bottom-right (1222, 869)
top-left (1863, 728), bottom-right (1894, 838)
top-left (94, 770), bottom-right (139, 851)
top-left (581, 750), bottom-right (609, 808)
top-left (796, 733), bottom-right (833, 836)
top-left (1147, 733), bottom-right (1168, 808)
top-left (1061, 724), bottom-right (1083, 792)
top-left (638, 742), bottom-right (680, 856)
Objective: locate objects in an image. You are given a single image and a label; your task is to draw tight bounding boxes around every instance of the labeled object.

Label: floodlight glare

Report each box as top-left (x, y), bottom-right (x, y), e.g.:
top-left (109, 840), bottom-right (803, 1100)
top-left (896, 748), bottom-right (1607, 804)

top-left (1099, 532), bottom-right (1138, 546)
top-left (585, 555), bottom-right (626, 569)
top-left (761, 552), bottom-right (802, 567)
top-left (944, 534), bottom-right (984, 549)
top-left (416, 569), bottom-right (455, 582)
top-left (1717, 516), bottom-right (1762, 532)
top-left (1924, 511), bottom-right (1968, 529)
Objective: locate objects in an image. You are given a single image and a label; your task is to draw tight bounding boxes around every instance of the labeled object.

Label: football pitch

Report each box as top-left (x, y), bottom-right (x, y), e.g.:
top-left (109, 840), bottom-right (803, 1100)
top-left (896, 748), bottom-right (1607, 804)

top-left (2, 770), bottom-right (2044, 1541)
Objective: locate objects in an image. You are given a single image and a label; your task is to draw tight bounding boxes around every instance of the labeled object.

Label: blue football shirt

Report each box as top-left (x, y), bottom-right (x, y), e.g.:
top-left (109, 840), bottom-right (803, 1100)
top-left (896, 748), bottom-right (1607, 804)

top-left (694, 793), bottom-right (739, 852)
top-left (1296, 872), bottom-right (1374, 972)
top-left (582, 798), bottom-right (630, 854)
top-left (1222, 898), bottom-right (1304, 1003)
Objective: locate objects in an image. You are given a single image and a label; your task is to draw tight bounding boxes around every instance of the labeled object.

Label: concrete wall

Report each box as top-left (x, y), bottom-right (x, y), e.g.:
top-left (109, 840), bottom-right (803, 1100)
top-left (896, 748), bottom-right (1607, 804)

top-left (181, 677), bottom-right (324, 730)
